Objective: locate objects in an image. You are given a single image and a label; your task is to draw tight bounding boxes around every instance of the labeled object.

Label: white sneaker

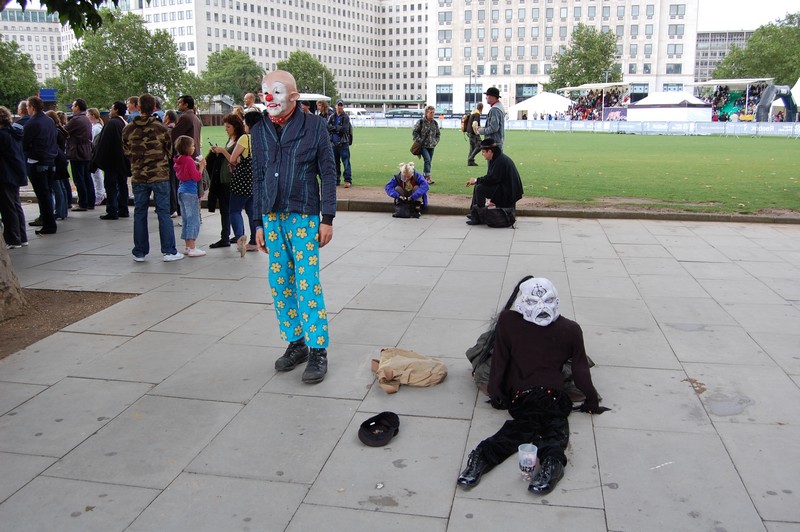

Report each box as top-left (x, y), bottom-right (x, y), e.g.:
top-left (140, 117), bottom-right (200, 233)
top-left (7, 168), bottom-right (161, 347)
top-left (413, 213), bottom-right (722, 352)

top-left (163, 252), bottom-right (185, 262)
top-left (187, 247), bottom-right (206, 257)
top-left (6, 244), bottom-right (23, 249)
top-left (133, 255), bottom-right (146, 262)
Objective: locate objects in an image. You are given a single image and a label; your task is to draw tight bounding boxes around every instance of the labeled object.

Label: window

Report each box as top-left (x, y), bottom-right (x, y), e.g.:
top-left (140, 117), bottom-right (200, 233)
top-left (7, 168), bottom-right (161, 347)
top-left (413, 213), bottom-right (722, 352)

top-left (668, 24), bottom-right (684, 36)
top-left (438, 11), bottom-right (452, 23)
top-left (663, 83), bottom-right (684, 92)
top-left (532, 8), bottom-right (539, 20)
top-left (503, 64), bottom-right (511, 75)
top-left (667, 44), bottom-right (683, 55)
top-left (544, 64), bottom-right (551, 74)
top-left (517, 64), bottom-right (524, 74)
top-left (464, 28), bottom-right (471, 40)
top-left (438, 66), bottom-right (452, 75)
top-left (630, 43), bottom-right (638, 56)
top-left (616, 25), bottom-right (623, 37)
top-left (464, 46), bottom-right (472, 58)
top-left (465, 10), bottom-right (472, 22)
top-left (518, 8), bottom-right (525, 21)
top-left (559, 7), bottom-right (567, 18)
top-left (530, 64), bottom-right (538, 74)
top-left (628, 64), bottom-right (637, 74)
top-left (545, 26), bottom-right (553, 38)
top-left (504, 46), bottom-right (511, 58)
top-left (631, 5), bottom-right (640, 17)
top-left (505, 9), bottom-right (513, 22)
top-left (545, 8), bottom-right (553, 19)
top-left (559, 26), bottom-right (567, 38)
top-left (644, 43), bottom-right (652, 55)
top-left (518, 27), bottom-right (525, 39)
top-left (437, 47), bottom-right (452, 59)
top-left (646, 5), bottom-right (655, 17)
top-left (544, 45), bottom-right (552, 58)
top-left (602, 6), bottom-right (610, 17)
top-left (645, 24), bottom-right (653, 36)
top-left (574, 6), bottom-right (581, 18)
top-left (643, 63), bottom-right (651, 74)
top-left (588, 6), bottom-right (596, 18)
top-left (491, 9), bottom-right (499, 22)
top-left (505, 28), bottom-right (512, 39)
top-left (631, 24), bottom-right (638, 36)
top-left (530, 44), bottom-right (538, 57)
top-left (531, 27), bottom-right (539, 38)
top-left (666, 63), bottom-right (682, 74)
top-left (478, 10), bottom-right (485, 22)
top-left (669, 4), bottom-right (686, 16)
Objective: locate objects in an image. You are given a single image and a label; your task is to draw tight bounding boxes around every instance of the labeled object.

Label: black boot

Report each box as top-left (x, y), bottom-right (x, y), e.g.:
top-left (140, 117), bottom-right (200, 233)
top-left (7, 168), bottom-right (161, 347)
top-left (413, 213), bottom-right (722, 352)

top-left (275, 339), bottom-right (309, 371)
top-left (528, 456), bottom-right (565, 494)
top-left (457, 449), bottom-right (493, 489)
top-left (302, 348), bottom-right (328, 384)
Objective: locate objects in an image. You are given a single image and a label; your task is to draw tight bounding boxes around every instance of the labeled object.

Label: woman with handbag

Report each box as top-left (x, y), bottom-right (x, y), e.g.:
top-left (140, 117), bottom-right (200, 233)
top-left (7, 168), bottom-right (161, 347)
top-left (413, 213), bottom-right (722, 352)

top-left (226, 111), bottom-right (261, 257)
top-left (209, 113), bottom-right (244, 248)
top-left (411, 106), bottom-right (440, 185)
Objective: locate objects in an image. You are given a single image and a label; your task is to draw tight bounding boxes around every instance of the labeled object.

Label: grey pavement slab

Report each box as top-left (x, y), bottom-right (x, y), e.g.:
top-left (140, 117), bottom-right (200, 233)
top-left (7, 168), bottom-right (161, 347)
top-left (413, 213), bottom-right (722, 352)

top-left (126, 472), bottom-right (309, 532)
top-left (46, 395), bottom-right (241, 489)
top-left (0, 475), bottom-right (158, 532)
top-left (0, 378), bottom-right (150, 457)
top-left (596, 427), bottom-right (766, 532)
top-left (3, 211), bottom-right (800, 530)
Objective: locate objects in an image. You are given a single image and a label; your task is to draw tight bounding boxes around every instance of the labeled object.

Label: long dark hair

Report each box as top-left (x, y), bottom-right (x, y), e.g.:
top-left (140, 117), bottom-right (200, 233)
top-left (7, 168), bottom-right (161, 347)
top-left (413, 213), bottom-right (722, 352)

top-left (477, 275), bottom-right (534, 365)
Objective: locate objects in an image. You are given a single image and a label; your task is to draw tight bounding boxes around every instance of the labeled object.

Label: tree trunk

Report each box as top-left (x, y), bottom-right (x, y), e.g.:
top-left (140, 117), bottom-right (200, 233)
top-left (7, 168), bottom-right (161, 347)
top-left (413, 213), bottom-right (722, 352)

top-left (0, 245), bottom-right (27, 321)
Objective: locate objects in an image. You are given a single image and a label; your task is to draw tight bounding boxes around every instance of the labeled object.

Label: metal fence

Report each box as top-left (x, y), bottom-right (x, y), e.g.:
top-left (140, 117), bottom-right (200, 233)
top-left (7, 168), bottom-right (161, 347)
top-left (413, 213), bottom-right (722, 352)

top-left (350, 118), bottom-right (800, 137)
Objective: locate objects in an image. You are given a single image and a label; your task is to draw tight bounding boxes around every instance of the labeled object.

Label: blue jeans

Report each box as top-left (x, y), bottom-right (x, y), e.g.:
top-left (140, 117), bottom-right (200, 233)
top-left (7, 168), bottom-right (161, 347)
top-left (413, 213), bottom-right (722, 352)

top-left (178, 192), bottom-right (200, 241)
top-left (229, 193), bottom-right (256, 244)
top-left (132, 180), bottom-right (177, 258)
top-left (71, 160), bottom-right (95, 208)
top-left (52, 180), bottom-right (70, 219)
top-left (332, 144), bottom-right (351, 184)
top-left (421, 147), bottom-right (434, 177)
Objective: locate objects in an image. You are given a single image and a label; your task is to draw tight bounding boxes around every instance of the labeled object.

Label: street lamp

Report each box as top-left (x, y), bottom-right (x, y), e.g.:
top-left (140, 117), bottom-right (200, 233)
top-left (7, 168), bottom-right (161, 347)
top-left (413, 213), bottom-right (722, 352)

top-left (469, 69), bottom-right (481, 108)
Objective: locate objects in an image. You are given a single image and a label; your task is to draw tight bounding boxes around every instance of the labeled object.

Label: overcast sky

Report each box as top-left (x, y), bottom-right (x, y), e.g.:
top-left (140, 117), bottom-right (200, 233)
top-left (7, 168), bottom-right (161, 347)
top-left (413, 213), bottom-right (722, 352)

top-left (698, 0), bottom-right (796, 31)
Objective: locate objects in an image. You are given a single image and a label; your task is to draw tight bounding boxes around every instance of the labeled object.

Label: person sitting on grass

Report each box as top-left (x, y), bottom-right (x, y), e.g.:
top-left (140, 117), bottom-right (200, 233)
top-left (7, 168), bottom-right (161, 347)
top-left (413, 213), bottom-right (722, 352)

top-left (385, 161), bottom-right (429, 216)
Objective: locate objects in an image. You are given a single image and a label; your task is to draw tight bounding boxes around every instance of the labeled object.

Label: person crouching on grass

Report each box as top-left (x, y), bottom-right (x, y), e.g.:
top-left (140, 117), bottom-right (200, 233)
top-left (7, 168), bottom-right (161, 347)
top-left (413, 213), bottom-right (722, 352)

top-left (174, 135), bottom-right (207, 257)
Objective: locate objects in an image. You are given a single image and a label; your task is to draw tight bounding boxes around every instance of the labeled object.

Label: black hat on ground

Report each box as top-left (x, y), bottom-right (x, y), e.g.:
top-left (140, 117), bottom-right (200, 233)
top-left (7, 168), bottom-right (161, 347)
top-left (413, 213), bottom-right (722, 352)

top-left (484, 87), bottom-right (501, 98)
top-left (358, 412), bottom-right (400, 447)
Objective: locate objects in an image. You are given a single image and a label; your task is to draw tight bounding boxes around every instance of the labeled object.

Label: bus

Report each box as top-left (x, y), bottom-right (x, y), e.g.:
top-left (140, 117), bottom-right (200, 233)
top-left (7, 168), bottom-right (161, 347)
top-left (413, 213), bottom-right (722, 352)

top-left (384, 108), bottom-right (425, 119)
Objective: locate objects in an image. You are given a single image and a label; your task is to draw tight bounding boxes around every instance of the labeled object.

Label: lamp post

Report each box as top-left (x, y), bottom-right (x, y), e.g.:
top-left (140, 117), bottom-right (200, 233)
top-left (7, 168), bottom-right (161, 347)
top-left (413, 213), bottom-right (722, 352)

top-left (321, 72), bottom-right (326, 97)
top-left (470, 69), bottom-right (481, 108)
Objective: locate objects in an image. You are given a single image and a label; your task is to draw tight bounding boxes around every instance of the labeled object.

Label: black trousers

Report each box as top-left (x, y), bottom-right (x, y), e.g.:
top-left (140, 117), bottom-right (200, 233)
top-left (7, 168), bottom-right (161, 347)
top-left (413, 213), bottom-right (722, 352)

top-left (478, 387), bottom-right (572, 467)
top-left (470, 183), bottom-right (500, 209)
top-left (216, 182), bottom-right (231, 241)
top-left (103, 169), bottom-right (130, 217)
top-left (0, 183), bottom-right (27, 245)
top-left (28, 163), bottom-right (57, 233)
top-left (467, 134), bottom-right (481, 163)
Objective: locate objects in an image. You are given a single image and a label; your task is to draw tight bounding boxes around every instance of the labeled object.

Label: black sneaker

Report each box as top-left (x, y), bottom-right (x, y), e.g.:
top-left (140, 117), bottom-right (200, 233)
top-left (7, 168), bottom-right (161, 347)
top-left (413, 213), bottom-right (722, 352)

top-left (274, 340), bottom-right (309, 371)
top-left (302, 348), bottom-right (328, 384)
top-left (28, 218), bottom-right (43, 227)
top-left (100, 214), bottom-right (119, 220)
top-left (457, 449), bottom-right (493, 489)
top-left (528, 457), bottom-right (565, 494)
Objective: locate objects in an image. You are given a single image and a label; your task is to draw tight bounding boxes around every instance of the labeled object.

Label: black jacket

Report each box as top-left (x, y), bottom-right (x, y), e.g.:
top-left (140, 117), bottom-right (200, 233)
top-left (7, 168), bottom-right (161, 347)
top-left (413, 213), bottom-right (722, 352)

top-left (478, 151), bottom-right (523, 208)
top-left (22, 112), bottom-right (58, 163)
top-left (0, 124), bottom-right (27, 187)
top-left (94, 115), bottom-right (131, 176)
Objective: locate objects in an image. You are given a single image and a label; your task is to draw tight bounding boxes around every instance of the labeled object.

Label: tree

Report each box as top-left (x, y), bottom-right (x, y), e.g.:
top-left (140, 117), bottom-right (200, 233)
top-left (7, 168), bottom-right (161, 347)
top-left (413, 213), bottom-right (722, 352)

top-left (0, 246), bottom-right (27, 321)
top-left (202, 48), bottom-right (263, 101)
top-left (713, 13), bottom-right (800, 86)
top-left (169, 70), bottom-right (209, 111)
top-left (277, 51), bottom-right (337, 100)
top-left (0, 40), bottom-right (39, 109)
top-left (3, 0), bottom-right (126, 36)
top-left (57, 9), bottom-right (185, 108)
top-left (545, 24), bottom-right (619, 92)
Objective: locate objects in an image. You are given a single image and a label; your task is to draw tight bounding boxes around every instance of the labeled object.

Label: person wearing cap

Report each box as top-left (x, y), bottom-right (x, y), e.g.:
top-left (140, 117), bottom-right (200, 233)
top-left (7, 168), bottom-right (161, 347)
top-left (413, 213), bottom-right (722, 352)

top-left (457, 277), bottom-right (608, 494)
top-left (411, 105), bottom-right (440, 185)
top-left (477, 87), bottom-right (505, 149)
top-left (327, 99), bottom-right (352, 187)
top-left (464, 138), bottom-right (523, 225)
top-left (251, 70), bottom-right (337, 384)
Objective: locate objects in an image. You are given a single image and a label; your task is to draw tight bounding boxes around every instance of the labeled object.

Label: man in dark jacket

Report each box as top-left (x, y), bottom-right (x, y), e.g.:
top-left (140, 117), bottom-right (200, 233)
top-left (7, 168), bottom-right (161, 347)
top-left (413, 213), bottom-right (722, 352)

top-left (0, 105), bottom-right (29, 248)
top-left (65, 98), bottom-right (95, 210)
top-left (171, 94), bottom-right (202, 157)
top-left (464, 138), bottom-right (523, 225)
top-left (252, 69), bottom-right (337, 384)
top-left (95, 101), bottom-right (131, 220)
top-left (22, 96), bottom-right (59, 235)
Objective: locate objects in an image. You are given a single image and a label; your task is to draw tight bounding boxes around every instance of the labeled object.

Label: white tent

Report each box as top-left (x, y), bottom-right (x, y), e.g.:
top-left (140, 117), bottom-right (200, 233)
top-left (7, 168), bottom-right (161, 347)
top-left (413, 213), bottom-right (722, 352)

top-left (627, 91), bottom-right (712, 122)
top-left (507, 92), bottom-right (574, 119)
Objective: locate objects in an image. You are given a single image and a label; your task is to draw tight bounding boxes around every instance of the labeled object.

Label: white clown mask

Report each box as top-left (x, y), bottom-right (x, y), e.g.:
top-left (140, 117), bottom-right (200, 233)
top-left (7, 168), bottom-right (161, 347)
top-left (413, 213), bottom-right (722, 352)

top-left (261, 79), bottom-right (292, 118)
top-left (513, 278), bottom-right (560, 326)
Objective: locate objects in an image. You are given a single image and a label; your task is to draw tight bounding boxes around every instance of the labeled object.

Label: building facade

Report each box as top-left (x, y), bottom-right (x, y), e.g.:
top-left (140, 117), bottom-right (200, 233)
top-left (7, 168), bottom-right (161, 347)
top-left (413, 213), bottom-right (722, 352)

top-left (694, 30), bottom-right (753, 82)
top-left (4, 0), bottom-right (708, 111)
top-left (0, 7), bottom-right (64, 84)
top-left (427, 0), bottom-right (700, 114)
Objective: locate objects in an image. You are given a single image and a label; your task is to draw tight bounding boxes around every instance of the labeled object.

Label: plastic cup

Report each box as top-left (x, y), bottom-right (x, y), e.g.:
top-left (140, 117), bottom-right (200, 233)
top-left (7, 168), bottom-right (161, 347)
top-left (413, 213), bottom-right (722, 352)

top-left (518, 443), bottom-right (538, 480)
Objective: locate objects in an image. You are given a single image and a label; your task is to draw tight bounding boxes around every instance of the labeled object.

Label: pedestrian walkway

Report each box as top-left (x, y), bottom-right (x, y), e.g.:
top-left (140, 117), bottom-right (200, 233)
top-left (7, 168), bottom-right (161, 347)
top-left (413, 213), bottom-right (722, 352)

top-left (1, 204), bottom-right (799, 531)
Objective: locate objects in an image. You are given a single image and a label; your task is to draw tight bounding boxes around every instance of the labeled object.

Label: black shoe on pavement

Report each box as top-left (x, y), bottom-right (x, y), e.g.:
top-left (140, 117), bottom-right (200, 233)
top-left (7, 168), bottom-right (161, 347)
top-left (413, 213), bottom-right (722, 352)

top-left (28, 218), bottom-right (43, 227)
top-left (118, 213), bottom-right (130, 218)
top-left (100, 214), bottom-right (119, 220)
top-left (302, 348), bottom-right (328, 384)
top-left (457, 449), bottom-right (493, 489)
top-left (275, 340), bottom-right (309, 371)
top-left (528, 457), bottom-right (565, 494)
top-left (35, 229), bottom-right (56, 236)
top-left (209, 239), bottom-right (231, 248)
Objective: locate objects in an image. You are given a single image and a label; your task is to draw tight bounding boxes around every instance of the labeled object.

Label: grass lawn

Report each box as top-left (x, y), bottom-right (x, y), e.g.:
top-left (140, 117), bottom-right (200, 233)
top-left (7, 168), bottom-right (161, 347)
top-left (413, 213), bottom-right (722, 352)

top-left (204, 125), bottom-right (800, 214)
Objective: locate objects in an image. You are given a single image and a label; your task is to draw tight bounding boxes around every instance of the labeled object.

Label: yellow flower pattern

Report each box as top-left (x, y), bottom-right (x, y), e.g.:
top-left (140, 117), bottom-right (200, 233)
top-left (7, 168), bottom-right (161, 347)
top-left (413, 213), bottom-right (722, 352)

top-left (264, 212), bottom-right (329, 349)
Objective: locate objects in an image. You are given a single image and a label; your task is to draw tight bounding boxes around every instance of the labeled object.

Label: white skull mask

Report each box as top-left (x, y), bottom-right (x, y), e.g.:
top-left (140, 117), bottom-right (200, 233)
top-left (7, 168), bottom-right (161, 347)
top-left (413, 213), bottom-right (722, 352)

top-left (513, 278), bottom-right (560, 326)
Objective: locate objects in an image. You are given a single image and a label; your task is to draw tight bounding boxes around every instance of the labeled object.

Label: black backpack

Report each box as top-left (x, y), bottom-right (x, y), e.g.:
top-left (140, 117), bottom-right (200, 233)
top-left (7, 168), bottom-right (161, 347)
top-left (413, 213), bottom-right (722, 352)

top-left (471, 206), bottom-right (516, 228)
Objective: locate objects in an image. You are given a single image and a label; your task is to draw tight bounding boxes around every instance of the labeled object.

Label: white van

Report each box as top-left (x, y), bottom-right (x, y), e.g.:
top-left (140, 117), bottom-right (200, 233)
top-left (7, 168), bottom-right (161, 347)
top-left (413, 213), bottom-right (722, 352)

top-left (344, 108), bottom-right (373, 119)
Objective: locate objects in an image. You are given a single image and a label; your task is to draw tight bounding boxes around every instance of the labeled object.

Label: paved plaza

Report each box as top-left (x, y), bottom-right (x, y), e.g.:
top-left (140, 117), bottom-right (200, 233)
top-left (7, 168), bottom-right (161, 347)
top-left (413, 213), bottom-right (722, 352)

top-left (1, 203), bottom-right (799, 531)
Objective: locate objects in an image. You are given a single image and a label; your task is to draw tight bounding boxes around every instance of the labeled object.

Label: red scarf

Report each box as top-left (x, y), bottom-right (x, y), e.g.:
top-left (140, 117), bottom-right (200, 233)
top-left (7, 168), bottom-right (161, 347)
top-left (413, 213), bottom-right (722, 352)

top-left (268, 105), bottom-right (296, 126)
